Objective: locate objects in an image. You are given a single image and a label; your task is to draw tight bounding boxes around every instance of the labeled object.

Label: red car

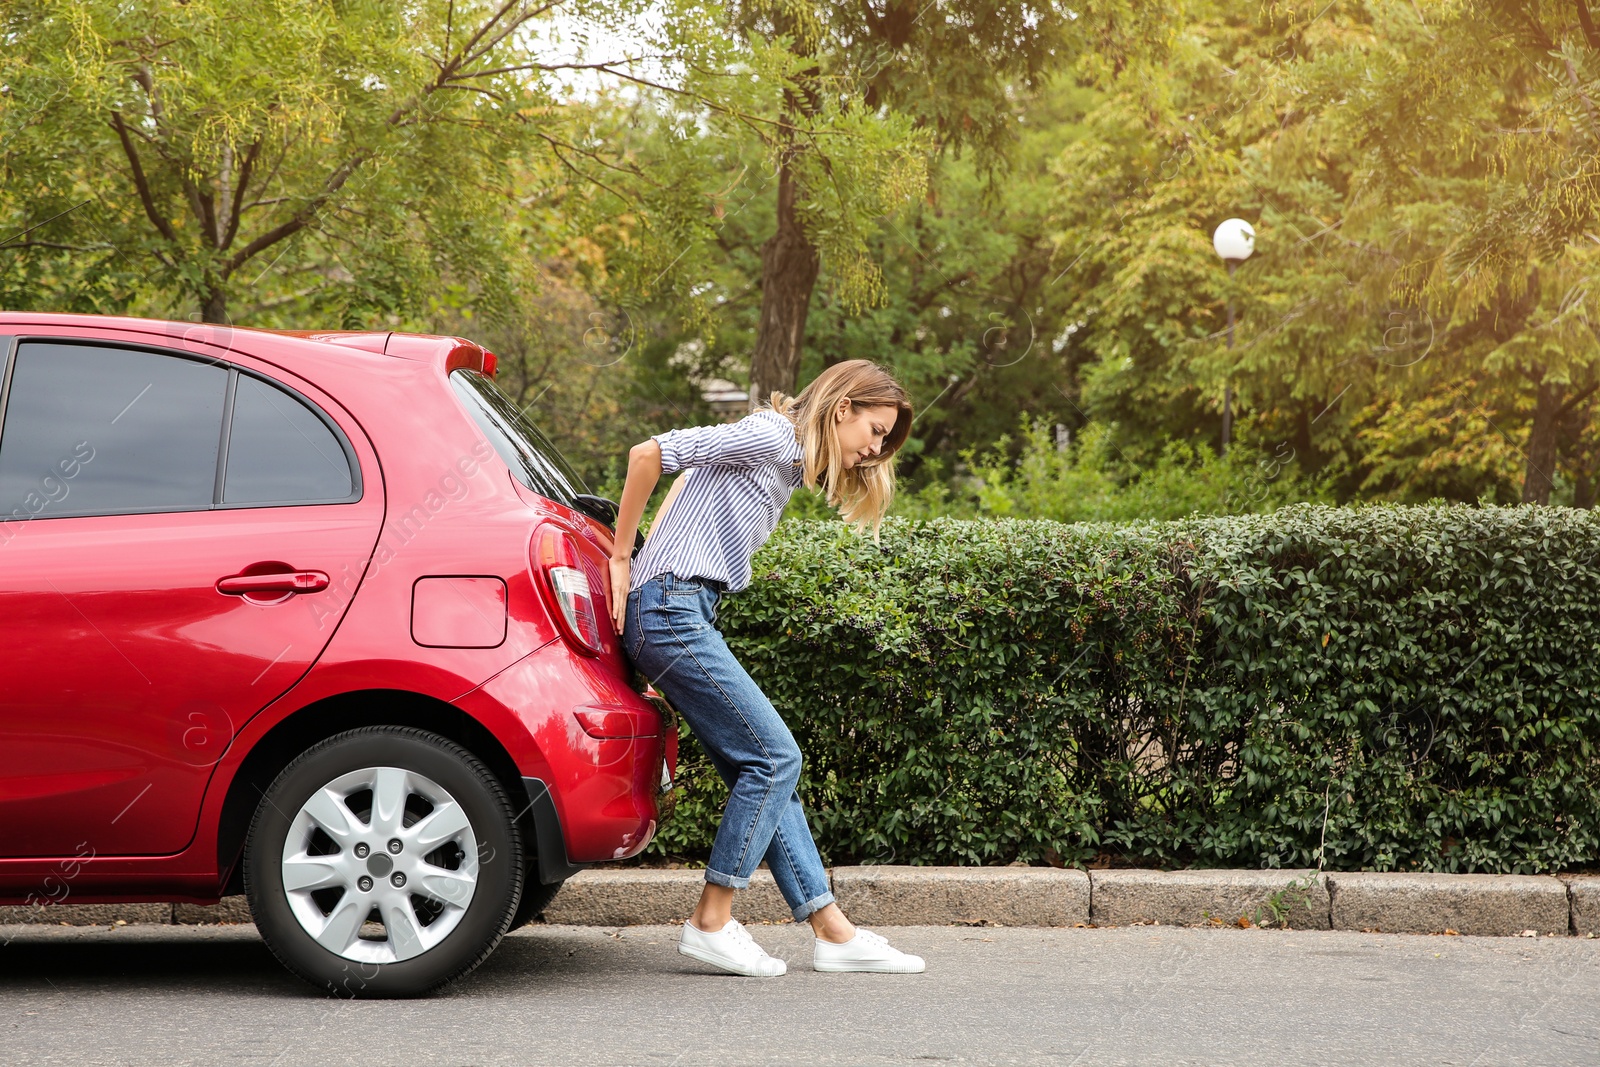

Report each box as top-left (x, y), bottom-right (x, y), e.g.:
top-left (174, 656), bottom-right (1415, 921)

top-left (0, 313), bottom-right (675, 995)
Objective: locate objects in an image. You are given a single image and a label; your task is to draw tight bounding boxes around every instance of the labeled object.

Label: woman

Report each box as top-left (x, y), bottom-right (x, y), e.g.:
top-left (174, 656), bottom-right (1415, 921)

top-left (609, 359), bottom-right (924, 977)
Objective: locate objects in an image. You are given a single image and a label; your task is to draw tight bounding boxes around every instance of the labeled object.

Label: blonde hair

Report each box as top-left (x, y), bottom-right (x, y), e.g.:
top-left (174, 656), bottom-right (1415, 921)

top-left (757, 359), bottom-right (913, 542)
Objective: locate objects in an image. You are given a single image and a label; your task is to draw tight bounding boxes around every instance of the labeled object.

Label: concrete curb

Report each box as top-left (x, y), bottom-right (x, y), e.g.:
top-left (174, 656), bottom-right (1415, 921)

top-left (4, 867), bottom-right (1595, 936)
top-left (1091, 868), bottom-right (1330, 930)
top-left (833, 865), bottom-right (1089, 927)
top-left (0, 898), bottom-right (255, 927)
top-left (1327, 872), bottom-right (1569, 937)
top-left (540, 869), bottom-right (794, 926)
top-left (1567, 875), bottom-right (1600, 937)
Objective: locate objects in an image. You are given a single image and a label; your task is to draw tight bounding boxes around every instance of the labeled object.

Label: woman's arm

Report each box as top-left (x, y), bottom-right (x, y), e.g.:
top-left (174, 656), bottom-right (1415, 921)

top-left (607, 439), bottom-right (663, 635)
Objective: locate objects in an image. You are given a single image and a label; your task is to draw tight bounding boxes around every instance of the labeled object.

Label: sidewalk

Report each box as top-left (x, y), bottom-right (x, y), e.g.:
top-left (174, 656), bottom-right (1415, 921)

top-left (6, 867), bottom-right (1598, 936)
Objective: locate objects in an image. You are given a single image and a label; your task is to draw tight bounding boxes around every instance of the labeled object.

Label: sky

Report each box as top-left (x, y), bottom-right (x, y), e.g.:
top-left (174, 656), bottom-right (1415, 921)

top-left (540, 4), bottom-right (687, 100)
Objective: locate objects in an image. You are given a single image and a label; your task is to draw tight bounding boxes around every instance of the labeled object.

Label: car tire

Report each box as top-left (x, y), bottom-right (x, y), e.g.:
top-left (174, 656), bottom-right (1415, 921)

top-left (507, 876), bottom-right (566, 930)
top-left (243, 726), bottom-right (523, 997)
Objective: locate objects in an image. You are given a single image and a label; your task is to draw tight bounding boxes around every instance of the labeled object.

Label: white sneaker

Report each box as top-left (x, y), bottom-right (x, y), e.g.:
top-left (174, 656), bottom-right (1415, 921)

top-left (678, 918), bottom-right (787, 977)
top-left (813, 927), bottom-right (926, 973)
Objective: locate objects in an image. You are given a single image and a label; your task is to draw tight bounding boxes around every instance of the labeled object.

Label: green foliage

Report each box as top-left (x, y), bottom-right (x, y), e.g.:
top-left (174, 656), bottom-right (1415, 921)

top-left (8, 0), bottom-right (1600, 522)
top-left (887, 411), bottom-right (1325, 522)
top-left (718, 0), bottom-right (1161, 304)
top-left (2, 0), bottom-right (526, 320)
top-left (649, 505), bottom-right (1600, 874)
top-left (1044, 0), bottom-right (1600, 504)
top-left (667, 69), bottom-right (1135, 487)
top-left (964, 414), bottom-right (1322, 521)
top-left (0, 0), bottom-right (758, 327)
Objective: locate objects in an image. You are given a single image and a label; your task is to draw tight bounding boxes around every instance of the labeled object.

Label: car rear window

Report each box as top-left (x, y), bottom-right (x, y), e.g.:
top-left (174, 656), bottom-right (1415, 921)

top-left (449, 369), bottom-right (588, 506)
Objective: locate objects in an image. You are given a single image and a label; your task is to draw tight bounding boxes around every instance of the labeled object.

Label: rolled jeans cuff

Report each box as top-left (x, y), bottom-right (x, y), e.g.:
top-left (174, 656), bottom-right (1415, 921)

top-left (791, 890), bottom-right (835, 923)
top-left (703, 866), bottom-right (750, 890)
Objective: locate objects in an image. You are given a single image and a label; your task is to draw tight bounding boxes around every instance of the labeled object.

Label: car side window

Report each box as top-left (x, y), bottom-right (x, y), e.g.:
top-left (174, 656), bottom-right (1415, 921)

top-left (222, 373), bottom-right (354, 504)
top-left (0, 341), bottom-right (227, 518)
top-left (0, 340), bottom-right (359, 522)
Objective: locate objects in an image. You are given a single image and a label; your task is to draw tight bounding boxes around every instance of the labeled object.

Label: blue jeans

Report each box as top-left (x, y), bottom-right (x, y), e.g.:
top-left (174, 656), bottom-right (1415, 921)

top-left (624, 570), bottom-right (836, 922)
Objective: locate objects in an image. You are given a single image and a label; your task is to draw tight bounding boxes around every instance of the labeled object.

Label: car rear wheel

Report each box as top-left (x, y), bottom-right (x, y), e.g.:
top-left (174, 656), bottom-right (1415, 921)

top-left (243, 726), bottom-right (523, 997)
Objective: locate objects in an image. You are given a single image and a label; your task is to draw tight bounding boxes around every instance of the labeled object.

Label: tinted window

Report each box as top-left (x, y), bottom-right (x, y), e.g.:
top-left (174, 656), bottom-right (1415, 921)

top-left (449, 369), bottom-right (588, 504)
top-left (0, 342), bottom-right (226, 518)
top-left (223, 374), bottom-right (354, 504)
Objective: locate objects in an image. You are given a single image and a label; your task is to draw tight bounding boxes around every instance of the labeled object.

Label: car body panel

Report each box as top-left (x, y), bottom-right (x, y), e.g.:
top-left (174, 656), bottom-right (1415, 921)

top-left (0, 312), bottom-right (666, 906)
top-left (0, 504), bottom-right (383, 857)
top-left (0, 325), bottom-right (387, 859)
top-left (453, 641), bottom-right (662, 864)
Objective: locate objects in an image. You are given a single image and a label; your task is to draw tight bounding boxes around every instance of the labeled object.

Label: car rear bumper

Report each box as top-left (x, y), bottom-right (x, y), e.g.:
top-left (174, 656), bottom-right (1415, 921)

top-left (454, 641), bottom-right (665, 865)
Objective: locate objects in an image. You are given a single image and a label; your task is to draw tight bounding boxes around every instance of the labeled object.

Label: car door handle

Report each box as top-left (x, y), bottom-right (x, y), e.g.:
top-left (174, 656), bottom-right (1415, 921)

top-left (216, 570), bottom-right (330, 595)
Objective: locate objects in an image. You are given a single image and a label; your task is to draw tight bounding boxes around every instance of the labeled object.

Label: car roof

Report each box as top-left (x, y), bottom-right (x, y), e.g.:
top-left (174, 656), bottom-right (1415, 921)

top-left (0, 312), bottom-right (491, 374)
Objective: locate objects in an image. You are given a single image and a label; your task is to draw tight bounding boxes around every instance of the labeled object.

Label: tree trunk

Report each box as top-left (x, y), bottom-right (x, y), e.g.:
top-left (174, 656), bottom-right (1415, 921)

top-left (1575, 470), bottom-right (1595, 510)
top-left (1522, 375), bottom-right (1562, 504)
top-left (201, 286), bottom-right (229, 325)
top-left (748, 159), bottom-right (819, 411)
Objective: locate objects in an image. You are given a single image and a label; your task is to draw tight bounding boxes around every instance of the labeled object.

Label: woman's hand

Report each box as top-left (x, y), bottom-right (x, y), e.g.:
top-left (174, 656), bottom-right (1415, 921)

top-left (608, 440), bottom-right (659, 639)
top-left (608, 556), bottom-right (630, 636)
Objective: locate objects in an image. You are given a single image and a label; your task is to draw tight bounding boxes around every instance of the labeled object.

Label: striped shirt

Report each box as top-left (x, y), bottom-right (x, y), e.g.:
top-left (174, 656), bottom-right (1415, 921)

top-left (628, 408), bottom-right (805, 595)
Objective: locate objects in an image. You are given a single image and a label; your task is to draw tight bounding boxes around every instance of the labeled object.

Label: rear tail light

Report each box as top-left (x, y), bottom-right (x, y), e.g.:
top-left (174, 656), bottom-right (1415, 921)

top-left (532, 524), bottom-right (606, 655)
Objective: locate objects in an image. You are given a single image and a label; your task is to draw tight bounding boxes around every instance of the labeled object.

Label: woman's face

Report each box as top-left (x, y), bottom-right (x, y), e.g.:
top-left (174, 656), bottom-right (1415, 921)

top-left (834, 400), bottom-right (900, 469)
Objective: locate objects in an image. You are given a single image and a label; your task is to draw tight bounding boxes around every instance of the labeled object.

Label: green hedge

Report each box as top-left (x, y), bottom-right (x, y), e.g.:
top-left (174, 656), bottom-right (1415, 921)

top-left (644, 505), bottom-right (1600, 874)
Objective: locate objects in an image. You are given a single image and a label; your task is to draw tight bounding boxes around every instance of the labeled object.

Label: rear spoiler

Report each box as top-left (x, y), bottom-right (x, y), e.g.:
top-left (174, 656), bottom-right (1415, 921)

top-left (384, 333), bottom-right (498, 377)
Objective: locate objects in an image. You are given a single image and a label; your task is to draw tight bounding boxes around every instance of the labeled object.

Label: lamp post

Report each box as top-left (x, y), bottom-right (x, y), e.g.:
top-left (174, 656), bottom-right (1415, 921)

top-left (1212, 218), bottom-right (1255, 456)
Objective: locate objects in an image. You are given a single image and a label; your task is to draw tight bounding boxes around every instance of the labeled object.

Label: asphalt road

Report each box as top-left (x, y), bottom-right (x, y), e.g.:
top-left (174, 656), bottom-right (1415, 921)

top-left (2, 921), bottom-right (1596, 1066)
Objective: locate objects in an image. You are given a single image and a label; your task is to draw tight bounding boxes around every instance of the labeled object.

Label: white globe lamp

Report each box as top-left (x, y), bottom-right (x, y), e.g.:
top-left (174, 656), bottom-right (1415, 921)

top-left (1211, 218), bottom-right (1255, 456)
top-left (1213, 218), bottom-right (1255, 263)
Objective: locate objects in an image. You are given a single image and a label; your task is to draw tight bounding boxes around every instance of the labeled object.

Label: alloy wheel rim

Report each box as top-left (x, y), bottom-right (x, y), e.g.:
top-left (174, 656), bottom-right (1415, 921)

top-left (279, 765), bottom-right (479, 964)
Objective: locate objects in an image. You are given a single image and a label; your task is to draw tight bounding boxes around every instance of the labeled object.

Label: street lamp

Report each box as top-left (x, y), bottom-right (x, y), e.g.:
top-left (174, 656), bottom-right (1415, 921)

top-left (1212, 218), bottom-right (1255, 455)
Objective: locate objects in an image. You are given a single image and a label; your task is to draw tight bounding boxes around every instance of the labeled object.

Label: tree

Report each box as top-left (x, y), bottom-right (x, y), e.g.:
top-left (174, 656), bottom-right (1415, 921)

top-left (1045, 2), bottom-right (1377, 473)
top-left (1391, 1), bottom-right (1600, 503)
top-left (730, 0), bottom-right (1165, 408)
top-left (644, 74), bottom-right (1099, 483)
top-left (1041, 0), bottom-right (1600, 507)
top-left (0, 0), bottom-right (730, 325)
top-left (1252, 0), bottom-right (1600, 504)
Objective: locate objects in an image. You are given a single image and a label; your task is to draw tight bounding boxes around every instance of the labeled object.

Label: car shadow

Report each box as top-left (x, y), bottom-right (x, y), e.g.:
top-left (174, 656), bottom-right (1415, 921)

top-left (0, 926), bottom-right (632, 999)
top-left (0, 929), bottom-right (306, 998)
